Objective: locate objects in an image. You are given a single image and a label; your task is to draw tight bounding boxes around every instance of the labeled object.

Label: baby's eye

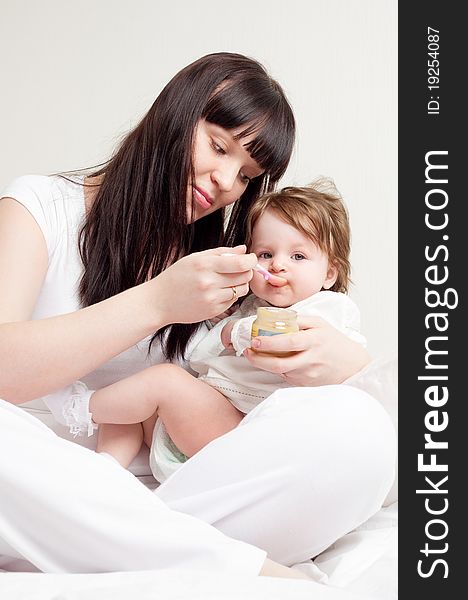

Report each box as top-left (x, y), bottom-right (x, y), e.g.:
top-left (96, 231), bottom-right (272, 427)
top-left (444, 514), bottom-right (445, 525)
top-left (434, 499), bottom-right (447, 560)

top-left (258, 251), bottom-right (272, 260)
top-left (292, 253), bottom-right (306, 260)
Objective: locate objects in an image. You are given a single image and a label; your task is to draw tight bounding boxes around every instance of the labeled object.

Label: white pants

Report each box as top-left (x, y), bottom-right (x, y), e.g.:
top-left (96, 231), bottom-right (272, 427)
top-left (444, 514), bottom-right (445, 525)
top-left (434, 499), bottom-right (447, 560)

top-left (0, 385), bottom-right (395, 572)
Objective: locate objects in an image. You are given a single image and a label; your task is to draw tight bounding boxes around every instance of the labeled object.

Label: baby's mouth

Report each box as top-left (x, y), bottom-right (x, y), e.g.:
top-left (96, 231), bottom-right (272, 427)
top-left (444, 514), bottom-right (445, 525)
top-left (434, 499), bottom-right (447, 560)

top-left (267, 274), bottom-right (288, 287)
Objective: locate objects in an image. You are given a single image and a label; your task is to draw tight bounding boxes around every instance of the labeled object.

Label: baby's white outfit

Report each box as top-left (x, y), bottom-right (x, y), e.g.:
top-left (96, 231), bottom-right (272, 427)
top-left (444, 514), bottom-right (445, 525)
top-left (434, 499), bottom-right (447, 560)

top-left (150, 292), bottom-right (367, 482)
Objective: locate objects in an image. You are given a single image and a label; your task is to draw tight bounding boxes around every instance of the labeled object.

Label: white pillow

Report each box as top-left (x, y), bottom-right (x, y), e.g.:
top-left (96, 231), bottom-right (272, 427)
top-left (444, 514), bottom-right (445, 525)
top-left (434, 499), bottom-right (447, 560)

top-left (344, 357), bottom-right (398, 506)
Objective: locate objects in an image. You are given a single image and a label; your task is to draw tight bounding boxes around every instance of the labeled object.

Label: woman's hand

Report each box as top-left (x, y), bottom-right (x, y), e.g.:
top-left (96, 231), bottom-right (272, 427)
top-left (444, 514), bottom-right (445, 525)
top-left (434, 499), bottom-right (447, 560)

top-left (151, 245), bottom-right (257, 326)
top-left (243, 315), bottom-right (371, 386)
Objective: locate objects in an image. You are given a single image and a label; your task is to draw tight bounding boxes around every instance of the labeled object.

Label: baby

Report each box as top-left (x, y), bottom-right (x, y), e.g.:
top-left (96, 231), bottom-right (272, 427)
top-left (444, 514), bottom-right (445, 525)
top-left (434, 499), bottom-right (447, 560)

top-left (90, 178), bottom-right (366, 480)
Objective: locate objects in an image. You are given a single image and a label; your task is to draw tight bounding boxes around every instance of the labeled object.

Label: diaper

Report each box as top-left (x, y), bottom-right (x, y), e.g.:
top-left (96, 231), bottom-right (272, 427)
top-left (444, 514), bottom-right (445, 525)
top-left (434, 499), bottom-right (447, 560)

top-left (149, 418), bottom-right (188, 483)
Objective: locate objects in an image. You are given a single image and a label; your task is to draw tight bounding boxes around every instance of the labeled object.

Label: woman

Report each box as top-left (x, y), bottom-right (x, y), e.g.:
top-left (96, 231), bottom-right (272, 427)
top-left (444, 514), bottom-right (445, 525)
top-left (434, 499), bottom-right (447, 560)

top-left (0, 53), bottom-right (394, 576)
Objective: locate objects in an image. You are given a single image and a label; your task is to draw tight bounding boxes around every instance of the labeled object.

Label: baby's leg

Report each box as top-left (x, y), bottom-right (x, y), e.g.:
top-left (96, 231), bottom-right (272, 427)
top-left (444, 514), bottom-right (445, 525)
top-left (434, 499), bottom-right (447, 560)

top-left (97, 423), bottom-right (143, 468)
top-left (90, 369), bottom-right (165, 425)
top-left (151, 364), bottom-right (243, 457)
top-left (91, 369), bottom-right (165, 468)
top-left (90, 364), bottom-right (243, 460)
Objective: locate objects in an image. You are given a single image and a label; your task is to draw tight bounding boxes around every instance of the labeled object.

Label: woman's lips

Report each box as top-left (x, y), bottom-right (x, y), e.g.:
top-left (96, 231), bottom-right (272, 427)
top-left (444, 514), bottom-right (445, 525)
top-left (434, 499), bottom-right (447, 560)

top-left (193, 186), bottom-right (213, 210)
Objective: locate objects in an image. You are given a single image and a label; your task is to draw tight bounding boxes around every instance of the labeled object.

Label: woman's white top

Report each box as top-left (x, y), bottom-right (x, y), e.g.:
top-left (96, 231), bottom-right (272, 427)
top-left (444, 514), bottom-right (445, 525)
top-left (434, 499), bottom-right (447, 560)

top-left (189, 291), bottom-right (367, 413)
top-left (0, 175), bottom-right (200, 435)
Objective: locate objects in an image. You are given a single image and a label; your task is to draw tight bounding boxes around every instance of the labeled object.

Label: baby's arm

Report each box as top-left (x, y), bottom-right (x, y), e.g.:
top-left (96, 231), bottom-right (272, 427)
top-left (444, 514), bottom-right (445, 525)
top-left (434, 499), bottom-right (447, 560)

top-left (189, 295), bottom-right (263, 369)
top-left (91, 363), bottom-right (243, 466)
top-left (190, 315), bottom-right (257, 373)
top-left (220, 319), bottom-right (236, 349)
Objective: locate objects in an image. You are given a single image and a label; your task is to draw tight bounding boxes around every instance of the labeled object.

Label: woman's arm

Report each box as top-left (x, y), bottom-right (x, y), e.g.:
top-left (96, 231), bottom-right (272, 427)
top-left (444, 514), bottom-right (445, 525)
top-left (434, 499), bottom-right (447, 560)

top-left (0, 198), bottom-right (169, 403)
top-left (0, 199), bottom-right (256, 404)
top-left (243, 315), bottom-right (371, 386)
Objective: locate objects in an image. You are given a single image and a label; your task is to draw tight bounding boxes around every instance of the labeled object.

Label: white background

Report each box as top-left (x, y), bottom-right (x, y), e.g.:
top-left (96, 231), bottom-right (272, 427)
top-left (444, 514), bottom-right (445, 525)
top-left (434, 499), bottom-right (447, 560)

top-left (0, 0), bottom-right (397, 359)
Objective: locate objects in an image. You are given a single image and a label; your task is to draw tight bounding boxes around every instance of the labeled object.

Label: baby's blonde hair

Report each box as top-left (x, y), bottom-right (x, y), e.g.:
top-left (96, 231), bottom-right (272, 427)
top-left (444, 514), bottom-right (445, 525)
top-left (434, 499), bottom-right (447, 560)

top-left (245, 177), bottom-right (351, 293)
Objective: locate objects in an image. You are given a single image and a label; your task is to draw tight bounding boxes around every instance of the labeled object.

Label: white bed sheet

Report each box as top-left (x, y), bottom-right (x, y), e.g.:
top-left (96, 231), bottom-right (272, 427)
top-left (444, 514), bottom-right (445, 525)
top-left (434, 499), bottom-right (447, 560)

top-left (0, 571), bottom-right (370, 600)
top-left (0, 502), bottom-right (397, 600)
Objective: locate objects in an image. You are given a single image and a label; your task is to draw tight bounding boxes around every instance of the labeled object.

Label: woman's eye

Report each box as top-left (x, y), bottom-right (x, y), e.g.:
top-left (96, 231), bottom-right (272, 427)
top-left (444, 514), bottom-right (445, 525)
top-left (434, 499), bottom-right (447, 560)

top-left (258, 252), bottom-right (272, 259)
top-left (292, 253), bottom-right (306, 260)
top-left (211, 141), bottom-right (226, 155)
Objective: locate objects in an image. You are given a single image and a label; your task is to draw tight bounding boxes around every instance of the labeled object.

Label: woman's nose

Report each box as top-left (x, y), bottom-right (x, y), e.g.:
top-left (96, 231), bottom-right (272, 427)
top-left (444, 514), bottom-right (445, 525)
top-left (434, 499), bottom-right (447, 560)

top-left (211, 165), bottom-right (237, 193)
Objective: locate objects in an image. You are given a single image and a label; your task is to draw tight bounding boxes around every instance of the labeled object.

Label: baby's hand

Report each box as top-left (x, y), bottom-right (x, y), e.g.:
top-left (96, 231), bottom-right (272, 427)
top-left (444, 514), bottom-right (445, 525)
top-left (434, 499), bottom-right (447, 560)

top-left (221, 320), bottom-right (236, 349)
top-left (209, 306), bottom-right (237, 326)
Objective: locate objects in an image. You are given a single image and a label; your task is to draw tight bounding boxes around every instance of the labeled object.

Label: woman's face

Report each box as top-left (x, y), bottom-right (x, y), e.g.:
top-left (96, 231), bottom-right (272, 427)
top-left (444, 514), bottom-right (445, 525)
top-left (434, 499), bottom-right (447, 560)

top-left (187, 119), bottom-right (264, 222)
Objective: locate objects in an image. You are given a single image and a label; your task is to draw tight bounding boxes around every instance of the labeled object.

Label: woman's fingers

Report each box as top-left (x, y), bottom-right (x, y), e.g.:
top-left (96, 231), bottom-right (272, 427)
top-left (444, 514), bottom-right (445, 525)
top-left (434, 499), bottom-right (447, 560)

top-left (197, 247), bottom-right (258, 275)
top-left (295, 315), bottom-right (327, 330)
top-left (250, 327), bottom-right (317, 354)
top-left (188, 248), bottom-right (257, 296)
top-left (155, 255), bottom-right (251, 324)
top-left (212, 254), bottom-right (257, 275)
top-left (247, 316), bottom-right (326, 356)
top-left (243, 348), bottom-right (306, 375)
top-left (208, 244), bottom-right (247, 255)
top-left (223, 283), bottom-right (250, 305)
top-left (243, 323), bottom-right (324, 376)
top-left (153, 246), bottom-right (258, 325)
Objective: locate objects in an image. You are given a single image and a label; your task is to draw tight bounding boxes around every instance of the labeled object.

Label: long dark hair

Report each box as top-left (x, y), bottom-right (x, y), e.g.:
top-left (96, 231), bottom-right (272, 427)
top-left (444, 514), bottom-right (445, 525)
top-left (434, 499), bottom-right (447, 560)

top-left (78, 52), bottom-right (295, 360)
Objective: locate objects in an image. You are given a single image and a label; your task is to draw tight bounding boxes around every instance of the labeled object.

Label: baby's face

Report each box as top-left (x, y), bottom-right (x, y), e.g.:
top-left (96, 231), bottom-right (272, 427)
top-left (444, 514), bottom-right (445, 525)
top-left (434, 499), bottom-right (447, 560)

top-left (249, 209), bottom-right (337, 307)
